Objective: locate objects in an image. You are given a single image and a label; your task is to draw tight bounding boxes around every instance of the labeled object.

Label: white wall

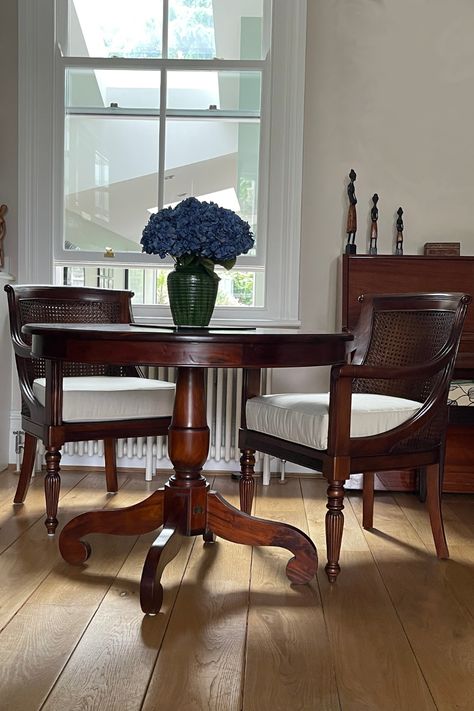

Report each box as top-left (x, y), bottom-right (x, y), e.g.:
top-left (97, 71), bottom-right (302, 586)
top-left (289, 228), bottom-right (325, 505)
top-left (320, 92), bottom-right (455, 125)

top-left (0, 0), bottom-right (18, 277)
top-left (282, 0), bottom-right (474, 394)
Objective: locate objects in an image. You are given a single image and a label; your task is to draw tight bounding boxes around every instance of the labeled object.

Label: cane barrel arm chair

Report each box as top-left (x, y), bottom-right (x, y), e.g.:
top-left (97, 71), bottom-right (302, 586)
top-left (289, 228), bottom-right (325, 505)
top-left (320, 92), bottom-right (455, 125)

top-left (5, 284), bottom-right (175, 534)
top-left (239, 293), bottom-right (471, 581)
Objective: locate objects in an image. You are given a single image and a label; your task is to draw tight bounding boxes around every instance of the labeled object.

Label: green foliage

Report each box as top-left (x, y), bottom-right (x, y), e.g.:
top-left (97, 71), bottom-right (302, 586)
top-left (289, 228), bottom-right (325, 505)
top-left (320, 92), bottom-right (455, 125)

top-left (232, 272), bottom-right (254, 306)
top-left (155, 269), bottom-right (169, 304)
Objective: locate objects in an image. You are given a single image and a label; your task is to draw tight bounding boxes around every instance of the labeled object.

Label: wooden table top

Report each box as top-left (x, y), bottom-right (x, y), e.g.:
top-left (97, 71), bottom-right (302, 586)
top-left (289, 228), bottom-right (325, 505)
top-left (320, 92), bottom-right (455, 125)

top-left (23, 323), bottom-right (354, 369)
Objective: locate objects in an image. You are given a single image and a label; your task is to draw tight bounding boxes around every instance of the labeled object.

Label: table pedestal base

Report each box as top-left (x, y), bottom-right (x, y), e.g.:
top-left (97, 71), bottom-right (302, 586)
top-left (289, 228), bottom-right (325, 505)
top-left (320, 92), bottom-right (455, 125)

top-left (58, 482), bottom-right (318, 614)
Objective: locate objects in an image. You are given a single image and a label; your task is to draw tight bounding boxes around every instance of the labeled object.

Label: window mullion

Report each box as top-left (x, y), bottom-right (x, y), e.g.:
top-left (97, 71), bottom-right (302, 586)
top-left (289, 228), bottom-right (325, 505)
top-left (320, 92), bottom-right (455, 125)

top-left (157, 0), bottom-right (169, 212)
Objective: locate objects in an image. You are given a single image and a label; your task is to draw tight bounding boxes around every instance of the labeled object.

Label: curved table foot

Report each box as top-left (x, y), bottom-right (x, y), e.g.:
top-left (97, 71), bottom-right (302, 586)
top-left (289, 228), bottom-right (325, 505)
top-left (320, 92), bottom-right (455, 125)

top-left (140, 516), bottom-right (186, 614)
top-left (207, 491), bottom-right (317, 584)
top-left (59, 489), bottom-right (165, 565)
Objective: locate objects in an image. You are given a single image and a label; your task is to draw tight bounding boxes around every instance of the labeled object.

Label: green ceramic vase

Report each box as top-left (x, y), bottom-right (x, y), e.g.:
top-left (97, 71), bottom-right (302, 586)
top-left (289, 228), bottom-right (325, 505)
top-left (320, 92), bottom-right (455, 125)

top-left (167, 265), bottom-right (219, 327)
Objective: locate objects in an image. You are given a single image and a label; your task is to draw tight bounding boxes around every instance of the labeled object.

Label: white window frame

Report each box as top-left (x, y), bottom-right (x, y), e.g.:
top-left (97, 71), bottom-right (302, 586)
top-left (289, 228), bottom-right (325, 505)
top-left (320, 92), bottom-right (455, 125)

top-left (18, 0), bottom-right (307, 326)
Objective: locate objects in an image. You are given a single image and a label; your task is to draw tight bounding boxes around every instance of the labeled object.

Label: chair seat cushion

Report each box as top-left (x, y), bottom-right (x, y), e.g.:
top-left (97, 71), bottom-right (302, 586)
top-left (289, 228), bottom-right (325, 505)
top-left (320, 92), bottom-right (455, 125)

top-left (246, 393), bottom-right (422, 450)
top-left (33, 376), bottom-right (175, 422)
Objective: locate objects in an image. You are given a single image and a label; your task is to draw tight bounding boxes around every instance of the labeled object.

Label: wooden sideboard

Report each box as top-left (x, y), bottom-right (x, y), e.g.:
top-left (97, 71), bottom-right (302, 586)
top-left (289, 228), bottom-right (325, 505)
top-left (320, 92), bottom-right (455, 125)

top-left (342, 254), bottom-right (474, 493)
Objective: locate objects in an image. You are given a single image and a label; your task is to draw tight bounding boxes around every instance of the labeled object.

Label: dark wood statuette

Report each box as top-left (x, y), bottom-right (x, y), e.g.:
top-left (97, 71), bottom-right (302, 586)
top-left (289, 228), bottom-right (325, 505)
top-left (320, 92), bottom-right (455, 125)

top-left (395, 207), bottom-right (404, 255)
top-left (345, 169), bottom-right (357, 254)
top-left (369, 193), bottom-right (378, 255)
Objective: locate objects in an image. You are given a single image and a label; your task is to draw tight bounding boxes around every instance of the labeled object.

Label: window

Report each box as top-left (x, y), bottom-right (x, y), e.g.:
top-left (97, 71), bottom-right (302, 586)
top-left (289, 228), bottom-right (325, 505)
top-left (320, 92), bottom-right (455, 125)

top-left (19, 0), bottom-right (307, 325)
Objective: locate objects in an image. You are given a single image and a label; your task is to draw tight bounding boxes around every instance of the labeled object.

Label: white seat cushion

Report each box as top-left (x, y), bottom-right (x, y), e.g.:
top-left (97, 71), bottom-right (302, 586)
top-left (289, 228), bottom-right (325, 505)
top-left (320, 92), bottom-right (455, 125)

top-left (246, 393), bottom-right (422, 450)
top-left (33, 376), bottom-right (175, 423)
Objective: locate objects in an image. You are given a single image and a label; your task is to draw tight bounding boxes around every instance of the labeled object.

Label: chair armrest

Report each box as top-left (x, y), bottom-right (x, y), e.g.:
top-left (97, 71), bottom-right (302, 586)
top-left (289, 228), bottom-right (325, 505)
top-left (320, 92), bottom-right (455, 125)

top-left (326, 349), bottom-right (454, 456)
top-left (11, 340), bottom-right (31, 359)
top-left (332, 347), bottom-right (453, 382)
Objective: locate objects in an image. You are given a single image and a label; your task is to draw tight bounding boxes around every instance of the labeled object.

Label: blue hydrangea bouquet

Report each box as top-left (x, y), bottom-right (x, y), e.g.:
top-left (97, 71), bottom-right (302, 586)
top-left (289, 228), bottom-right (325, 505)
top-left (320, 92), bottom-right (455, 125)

top-left (141, 197), bottom-right (254, 279)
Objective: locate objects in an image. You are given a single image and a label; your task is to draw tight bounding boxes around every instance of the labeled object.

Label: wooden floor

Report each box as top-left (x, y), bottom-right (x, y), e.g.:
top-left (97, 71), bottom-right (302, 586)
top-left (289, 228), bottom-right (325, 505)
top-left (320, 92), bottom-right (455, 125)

top-left (0, 467), bottom-right (473, 711)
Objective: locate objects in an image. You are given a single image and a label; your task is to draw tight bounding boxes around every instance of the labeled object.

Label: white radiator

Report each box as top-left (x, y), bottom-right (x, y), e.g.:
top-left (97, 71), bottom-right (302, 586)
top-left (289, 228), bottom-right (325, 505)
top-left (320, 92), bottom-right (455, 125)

top-left (33, 367), bottom-right (272, 481)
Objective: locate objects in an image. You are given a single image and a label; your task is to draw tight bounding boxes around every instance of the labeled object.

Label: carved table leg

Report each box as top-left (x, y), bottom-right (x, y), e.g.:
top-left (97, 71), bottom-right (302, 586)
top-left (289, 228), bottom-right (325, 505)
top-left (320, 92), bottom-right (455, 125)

top-left (59, 489), bottom-right (165, 564)
top-left (208, 490), bottom-right (317, 583)
top-left (44, 448), bottom-right (61, 535)
top-left (325, 480), bottom-right (345, 582)
top-left (59, 365), bottom-right (320, 615)
top-left (239, 448), bottom-right (256, 514)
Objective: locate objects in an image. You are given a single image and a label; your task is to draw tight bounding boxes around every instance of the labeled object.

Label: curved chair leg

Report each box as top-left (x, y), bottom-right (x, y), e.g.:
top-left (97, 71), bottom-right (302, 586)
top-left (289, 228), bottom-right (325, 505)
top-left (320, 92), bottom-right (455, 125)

top-left (425, 462), bottom-right (449, 558)
top-left (13, 432), bottom-right (37, 504)
top-left (104, 438), bottom-right (118, 493)
top-left (362, 471), bottom-right (375, 529)
top-left (44, 448), bottom-right (61, 535)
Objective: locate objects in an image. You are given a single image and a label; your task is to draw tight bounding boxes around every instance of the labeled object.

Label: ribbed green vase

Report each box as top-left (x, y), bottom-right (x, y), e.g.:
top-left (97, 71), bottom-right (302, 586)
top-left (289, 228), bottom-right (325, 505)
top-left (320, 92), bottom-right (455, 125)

top-left (167, 266), bottom-right (219, 327)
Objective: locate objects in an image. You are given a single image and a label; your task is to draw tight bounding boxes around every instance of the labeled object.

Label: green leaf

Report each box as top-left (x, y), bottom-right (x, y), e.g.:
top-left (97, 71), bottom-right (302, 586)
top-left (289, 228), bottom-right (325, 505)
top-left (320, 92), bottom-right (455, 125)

top-left (200, 258), bottom-right (220, 280)
top-left (177, 254), bottom-right (196, 268)
top-left (215, 258), bottom-right (236, 271)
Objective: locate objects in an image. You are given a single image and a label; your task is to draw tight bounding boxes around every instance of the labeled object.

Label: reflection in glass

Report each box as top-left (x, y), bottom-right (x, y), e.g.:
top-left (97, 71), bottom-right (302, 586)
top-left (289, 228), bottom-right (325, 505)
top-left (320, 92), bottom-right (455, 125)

top-left (167, 71), bottom-right (261, 113)
top-left (168, 0), bottom-right (264, 60)
top-left (64, 117), bottom-right (159, 252)
top-left (66, 69), bottom-right (161, 110)
top-left (67, 0), bottom-right (163, 58)
top-left (67, 0), bottom-right (266, 61)
top-left (163, 119), bottom-right (259, 242)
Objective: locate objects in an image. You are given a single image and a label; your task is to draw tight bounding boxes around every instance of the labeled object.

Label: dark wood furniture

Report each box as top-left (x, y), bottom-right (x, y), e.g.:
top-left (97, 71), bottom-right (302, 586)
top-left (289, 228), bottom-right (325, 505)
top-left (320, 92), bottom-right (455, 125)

top-left (342, 254), bottom-right (474, 492)
top-left (239, 293), bottom-right (470, 582)
top-left (0, 203), bottom-right (7, 269)
top-left (23, 323), bottom-right (352, 614)
top-left (5, 285), bottom-right (174, 534)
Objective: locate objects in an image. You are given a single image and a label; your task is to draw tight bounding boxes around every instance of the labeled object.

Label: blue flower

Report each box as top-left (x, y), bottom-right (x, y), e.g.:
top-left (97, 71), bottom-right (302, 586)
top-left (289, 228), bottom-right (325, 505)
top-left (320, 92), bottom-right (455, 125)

top-left (141, 197), bottom-right (254, 275)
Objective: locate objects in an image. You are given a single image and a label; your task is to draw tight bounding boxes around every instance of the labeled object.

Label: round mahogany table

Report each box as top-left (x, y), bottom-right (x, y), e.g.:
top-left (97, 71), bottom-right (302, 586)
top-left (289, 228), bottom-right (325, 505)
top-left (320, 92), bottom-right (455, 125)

top-left (24, 323), bottom-right (352, 614)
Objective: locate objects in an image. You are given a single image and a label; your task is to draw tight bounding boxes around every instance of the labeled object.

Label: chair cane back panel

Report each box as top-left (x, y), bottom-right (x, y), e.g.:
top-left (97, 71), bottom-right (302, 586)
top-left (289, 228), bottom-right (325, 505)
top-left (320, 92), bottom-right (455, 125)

top-left (351, 296), bottom-right (468, 454)
top-left (353, 309), bottom-right (455, 401)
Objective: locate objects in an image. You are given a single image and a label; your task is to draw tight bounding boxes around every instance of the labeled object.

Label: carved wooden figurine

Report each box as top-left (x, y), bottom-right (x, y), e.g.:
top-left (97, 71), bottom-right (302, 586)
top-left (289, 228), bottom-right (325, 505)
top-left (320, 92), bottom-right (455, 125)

top-left (345, 169), bottom-right (357, 254)
top-left (395, 207), bottom-right (404, 255)
top-left (0, 204), bottom-right (7, 269)
top-left (369, 193), bottom-right (378, 254)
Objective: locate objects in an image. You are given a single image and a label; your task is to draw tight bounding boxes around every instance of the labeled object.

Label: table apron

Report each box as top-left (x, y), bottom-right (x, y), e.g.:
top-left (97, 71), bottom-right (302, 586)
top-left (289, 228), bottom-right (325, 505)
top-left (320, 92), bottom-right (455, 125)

top-left (31, 336), bottom-right (349, 368)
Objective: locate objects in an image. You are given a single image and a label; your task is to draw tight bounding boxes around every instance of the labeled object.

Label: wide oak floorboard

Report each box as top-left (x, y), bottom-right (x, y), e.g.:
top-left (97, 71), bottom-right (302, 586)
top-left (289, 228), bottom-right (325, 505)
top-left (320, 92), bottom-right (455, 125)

top-left (142, 478), bottom-right (250, 711)
top-left (243, 478), bottom-right (339, 711)
top-left (305, 481), bottom-right (436, 711)
top-left (0, 470), bottom-right (473, 710)
top-left (351, 491), bottom-right (474, 711)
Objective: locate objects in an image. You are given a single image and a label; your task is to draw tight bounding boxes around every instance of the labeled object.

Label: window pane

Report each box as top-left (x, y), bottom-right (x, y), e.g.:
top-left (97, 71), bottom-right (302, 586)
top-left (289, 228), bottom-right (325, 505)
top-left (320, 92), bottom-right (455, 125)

top-left (56, 266), bottom-right (264, 307)
top-left (167, 70), bottom-right (261, 113)
top-left (164, 119), bottom-right (259, 239)
top-left (64, 116), bottom-right (159, 252)
top-left (66, 68), bottom-right (161, 110)
top-left (67, 0), bottom-right (164, 58)
top-left (217, 270), bottom-right (259, 306)
top-left (168, 0), bottom-right (265, 60)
